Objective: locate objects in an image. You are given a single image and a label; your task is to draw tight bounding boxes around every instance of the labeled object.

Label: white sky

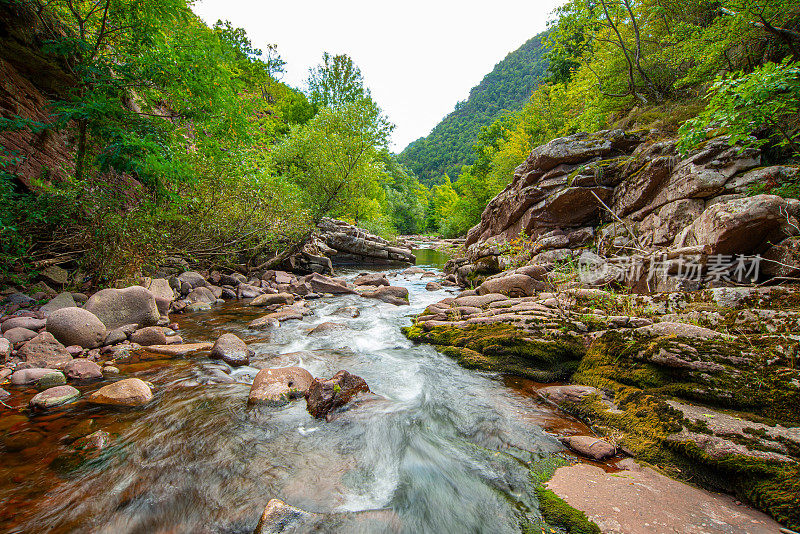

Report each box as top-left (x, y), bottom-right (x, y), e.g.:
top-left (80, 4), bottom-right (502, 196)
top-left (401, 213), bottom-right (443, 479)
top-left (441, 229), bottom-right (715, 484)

top-left (192, 0), bottom-right (565, 152)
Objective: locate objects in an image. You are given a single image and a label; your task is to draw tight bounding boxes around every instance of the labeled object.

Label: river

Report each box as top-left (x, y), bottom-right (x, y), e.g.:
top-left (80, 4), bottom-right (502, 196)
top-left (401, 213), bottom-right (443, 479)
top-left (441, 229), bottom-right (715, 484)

top-left (0, 250), bottom-right (592, 533)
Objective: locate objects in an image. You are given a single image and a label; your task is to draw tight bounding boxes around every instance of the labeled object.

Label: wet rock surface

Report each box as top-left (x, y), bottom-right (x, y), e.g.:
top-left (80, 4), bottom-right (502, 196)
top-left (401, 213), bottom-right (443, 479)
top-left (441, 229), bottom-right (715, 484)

top-left (305, 370), bottom-right (371, 419)
top-left (248, 367), bottom-right (313, 405)
top-left (87, 378), bottom-right (153, 407)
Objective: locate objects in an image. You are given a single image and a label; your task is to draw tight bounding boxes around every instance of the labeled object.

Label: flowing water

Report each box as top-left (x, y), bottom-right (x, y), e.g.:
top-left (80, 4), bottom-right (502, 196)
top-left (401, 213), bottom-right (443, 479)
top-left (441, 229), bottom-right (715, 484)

top-left (0, 251), bottom-right (592, 533)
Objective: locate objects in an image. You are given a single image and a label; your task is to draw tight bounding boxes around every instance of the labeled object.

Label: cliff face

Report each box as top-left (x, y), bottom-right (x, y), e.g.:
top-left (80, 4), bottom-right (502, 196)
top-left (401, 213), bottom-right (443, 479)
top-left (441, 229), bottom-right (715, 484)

top-left (465, 129), bottom-right (800, 287)
top-left (0, 2), bottom-right (75, 189)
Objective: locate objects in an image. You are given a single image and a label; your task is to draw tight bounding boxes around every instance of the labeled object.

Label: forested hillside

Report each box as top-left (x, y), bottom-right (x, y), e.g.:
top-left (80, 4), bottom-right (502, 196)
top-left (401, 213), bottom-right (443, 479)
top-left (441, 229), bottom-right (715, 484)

top-left (417, 0), bottom-right (800, 238)
top-left (397, 33), bottom-right (549, 185)
top-left (0, 0), bottom-right (401, 283)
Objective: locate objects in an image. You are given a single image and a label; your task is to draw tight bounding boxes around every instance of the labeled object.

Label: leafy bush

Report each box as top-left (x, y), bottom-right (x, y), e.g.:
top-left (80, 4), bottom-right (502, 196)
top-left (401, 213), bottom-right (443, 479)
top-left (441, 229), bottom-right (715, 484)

top-left (679, 60), bottom-right (800, 157)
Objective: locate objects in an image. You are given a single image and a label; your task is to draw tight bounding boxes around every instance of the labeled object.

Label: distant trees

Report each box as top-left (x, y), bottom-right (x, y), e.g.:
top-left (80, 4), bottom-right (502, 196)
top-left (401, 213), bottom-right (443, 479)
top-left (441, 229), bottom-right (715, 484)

top-left (414, 0), bottom-right (800, 238)
top-left (397, 32), bottom-right (551, 185)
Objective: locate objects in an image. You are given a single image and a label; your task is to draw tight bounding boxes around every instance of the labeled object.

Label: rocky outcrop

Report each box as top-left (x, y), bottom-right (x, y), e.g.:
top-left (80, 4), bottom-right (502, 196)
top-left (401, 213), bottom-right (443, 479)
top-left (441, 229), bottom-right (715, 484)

top-left (462, 129), bottom-right (800, 289)
top-left (305, 218), bottom-right (416, 267)
top-left (405, 284), bottom-right (800, 529)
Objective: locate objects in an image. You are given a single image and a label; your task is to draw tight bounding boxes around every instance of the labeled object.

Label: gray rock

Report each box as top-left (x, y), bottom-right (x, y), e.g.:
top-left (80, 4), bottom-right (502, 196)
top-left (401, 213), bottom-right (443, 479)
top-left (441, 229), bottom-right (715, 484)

top-left (476, 273), bottom-right (542, 298)
top-left (4, 293), bottom-right (34, 306)
top-left (63, 358), bottom-right (103, 380)
top-left (360, 286), bottom-right (409, 305)
top-left (308, 322), bottom-right (348, 336)
top-left (41, 265), bottom-right (70, 285)
top-left (176, 271), bottom-right (209, 289)
top-left (11, 368), bottom-right (65, 386)
top-left (88, 378), bottom-right (153, 407)
top-left (40, 292), bottom-right (78, 314)
top-left (4, 327), bottom-right (39, 345)
top-left (249, 293), bottom-right (294, 306)
top-left (103, 328), bottom-right (128, 346)
top-left (29, 385), bottom-right (80, 410)
top-left (2, 316), bottom-right (45, 332)
top-left (677, 194), bottom-right (791, 256)
top-left (46, 307), bottom-right (106, 349)
top-left (84, 286), bottom-right (160, 330)
top-left (353, 273), bottom-right (390, 287)
top-left (129, 326), bottom-right (167, 346)
top-left (248, 367), bottom-right (314, 405)
top-left (210, 333), bottom-right (252, 367)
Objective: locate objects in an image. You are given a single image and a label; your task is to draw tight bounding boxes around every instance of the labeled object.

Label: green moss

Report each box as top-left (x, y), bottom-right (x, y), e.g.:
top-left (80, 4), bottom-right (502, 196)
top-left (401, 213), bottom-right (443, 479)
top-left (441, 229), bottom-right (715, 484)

top-left (534, 488), bottom-right (601, 534)
top-left (403, 322), bottom-right (585, 380)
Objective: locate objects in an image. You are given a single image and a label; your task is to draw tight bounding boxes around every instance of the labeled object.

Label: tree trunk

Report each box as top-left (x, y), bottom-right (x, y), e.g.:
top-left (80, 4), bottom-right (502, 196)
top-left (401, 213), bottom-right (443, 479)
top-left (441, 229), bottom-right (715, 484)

top-left (75, 119), bottom-right (87, 181)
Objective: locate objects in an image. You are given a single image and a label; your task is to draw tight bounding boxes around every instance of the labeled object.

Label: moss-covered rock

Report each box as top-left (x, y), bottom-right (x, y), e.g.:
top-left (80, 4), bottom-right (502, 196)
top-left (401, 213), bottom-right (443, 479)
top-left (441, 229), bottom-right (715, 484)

top-left (403, 322), bottom-right (585, 381)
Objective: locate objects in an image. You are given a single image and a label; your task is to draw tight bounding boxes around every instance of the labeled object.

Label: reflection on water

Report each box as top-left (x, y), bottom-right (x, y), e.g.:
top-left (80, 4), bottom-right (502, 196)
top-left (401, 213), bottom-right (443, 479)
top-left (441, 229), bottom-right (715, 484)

top-left (0, 261), bottom-right (579, 533)
top-left (411, 248), bottom-right (450, 270)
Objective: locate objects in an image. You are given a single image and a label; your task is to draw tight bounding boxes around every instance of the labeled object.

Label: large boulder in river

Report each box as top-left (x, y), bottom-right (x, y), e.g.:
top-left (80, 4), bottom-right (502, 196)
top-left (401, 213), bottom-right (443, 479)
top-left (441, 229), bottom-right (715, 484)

top-left (308, 322), bottom-right (348, 336)
top-left (254, 499), bottom-right (319, 534)
top-left (210, 333), bottom-right (252, 367)
top-left (249, 293), bottom-right (294, 306)
top-left (360, 286), bottom-right (409, 306)
top-left (248, 367), bottom-right (313, 405)
top-left (84, 286), bottom-right (160, 330)
top-left (17, 332), bottom-right (72, 369)
top-left (88, 378), bottom-right (153, 407)
top-left (305, 370), bottom-right (370, 419)
top-left (353, 273), bottom-right (390, 287)
top-left (46, 307), bottom-right (106, 349)
top-left (304, 273), bottom-right (355, 295)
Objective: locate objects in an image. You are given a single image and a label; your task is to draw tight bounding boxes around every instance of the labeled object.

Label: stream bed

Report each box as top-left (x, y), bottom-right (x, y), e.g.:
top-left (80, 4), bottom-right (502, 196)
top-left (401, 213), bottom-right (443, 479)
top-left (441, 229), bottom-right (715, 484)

top-left (0, 250), bottom-right (596, 533)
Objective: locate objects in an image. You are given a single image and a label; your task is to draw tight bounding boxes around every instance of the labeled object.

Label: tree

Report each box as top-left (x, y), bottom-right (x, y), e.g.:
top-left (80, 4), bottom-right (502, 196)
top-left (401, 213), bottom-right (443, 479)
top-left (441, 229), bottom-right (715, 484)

top-left (679, 59), bottom-right (800, 156)
top-left (275, 97), bottom-right (393, 222)
top-left (36, 0), bottom-right (188, 182)
top-left (307, 52), bottom-right (367, 108)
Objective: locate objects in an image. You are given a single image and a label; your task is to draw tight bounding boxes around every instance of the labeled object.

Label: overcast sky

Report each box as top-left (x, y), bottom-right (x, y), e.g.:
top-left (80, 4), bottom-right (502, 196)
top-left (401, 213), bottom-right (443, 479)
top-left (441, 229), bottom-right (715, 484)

top-left (192, 0), bottom-right (565, 152)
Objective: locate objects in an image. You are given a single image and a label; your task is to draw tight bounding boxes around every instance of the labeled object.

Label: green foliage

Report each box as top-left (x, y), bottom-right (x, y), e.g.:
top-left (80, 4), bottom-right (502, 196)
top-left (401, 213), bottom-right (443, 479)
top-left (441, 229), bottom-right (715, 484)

top-left (679, 60), bottom-right (800, 156)
top-left (274, 98), bottom-right (393, 223)
top-left (413, 0), bottom-right (800, 237)
top-left (0, 1), bottom-right (321, 281)
top-left (307, 52), bottom-right (367, 108)
top-left (380, 150), bottom-right (429, 234)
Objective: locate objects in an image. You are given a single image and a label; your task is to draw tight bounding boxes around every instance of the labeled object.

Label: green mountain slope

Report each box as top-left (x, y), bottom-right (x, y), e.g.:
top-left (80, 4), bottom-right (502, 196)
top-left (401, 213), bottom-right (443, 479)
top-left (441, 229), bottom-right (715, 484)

top-left (398, 32), bottom-right (549, 185)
